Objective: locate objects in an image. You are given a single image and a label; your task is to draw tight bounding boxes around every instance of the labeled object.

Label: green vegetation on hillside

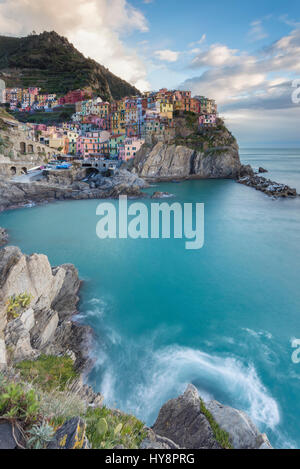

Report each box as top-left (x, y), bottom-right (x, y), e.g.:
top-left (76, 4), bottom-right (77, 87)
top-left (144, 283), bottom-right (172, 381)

top-left (16, 355), bottom-right (78, 391)
top-left (173, 114), bottom-right (237, 152)
top-left (0, 358), bottom-right (146, 450)
top-left (86, 407), bottom-right (146, 449)
top-left (0, 31), bottom-right (139, 100)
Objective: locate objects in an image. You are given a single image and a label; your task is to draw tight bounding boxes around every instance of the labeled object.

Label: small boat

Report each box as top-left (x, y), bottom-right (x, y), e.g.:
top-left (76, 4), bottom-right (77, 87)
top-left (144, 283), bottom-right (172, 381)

top-left (56, 163), bottom-right (72, 169)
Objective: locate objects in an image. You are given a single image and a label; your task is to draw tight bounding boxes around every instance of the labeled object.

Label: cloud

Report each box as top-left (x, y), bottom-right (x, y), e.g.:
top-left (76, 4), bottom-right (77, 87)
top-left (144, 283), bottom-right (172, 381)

top-left (181, 28), bottom-right (300, 110)
top-left (0, 0), bottom-right (151, 91)
top-left (189, 34), bottom-right (206, 48)
top-left (180, 27), bottom-right (300, 143)
top-left (248, 20), bottom-right (268, 42)
top-left (154, 49), bottom-right (180, 63)
top-left (191, 44), bottom-right (241, 67)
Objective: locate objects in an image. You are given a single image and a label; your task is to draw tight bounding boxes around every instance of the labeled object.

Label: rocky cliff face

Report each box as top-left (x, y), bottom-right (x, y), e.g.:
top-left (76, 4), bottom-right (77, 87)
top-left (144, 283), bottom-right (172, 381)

top-left (0, 246), bottom-right (91, 371)
top-left (131, 118), bottom-right (252, 181)
top-left (149, 384), bottom-right (272, 450)
top-left (132, 141), bottom-right (246, 180)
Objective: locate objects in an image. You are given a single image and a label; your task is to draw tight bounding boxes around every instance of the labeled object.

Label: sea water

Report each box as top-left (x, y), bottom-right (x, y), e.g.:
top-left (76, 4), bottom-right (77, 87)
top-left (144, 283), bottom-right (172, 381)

top-left (1, 148), bottom-right (300, 448)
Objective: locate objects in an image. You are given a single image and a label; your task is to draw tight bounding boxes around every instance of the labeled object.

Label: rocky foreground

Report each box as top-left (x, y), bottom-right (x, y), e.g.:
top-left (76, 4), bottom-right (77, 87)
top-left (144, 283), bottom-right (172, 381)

top-left (0, 246), bottom-right (273, 449)
top-left (0, 169), bottom-right (148, 212)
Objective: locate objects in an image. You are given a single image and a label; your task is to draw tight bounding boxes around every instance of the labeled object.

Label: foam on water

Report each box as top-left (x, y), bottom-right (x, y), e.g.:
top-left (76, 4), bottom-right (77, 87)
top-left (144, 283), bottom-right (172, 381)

top-left (89, 319), bottom-right (280, 432)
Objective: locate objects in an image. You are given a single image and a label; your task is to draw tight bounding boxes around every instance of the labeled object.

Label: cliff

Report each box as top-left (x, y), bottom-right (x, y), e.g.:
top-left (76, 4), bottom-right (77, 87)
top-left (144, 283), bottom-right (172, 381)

top-left (130, 117), bottom-right (252, 181)
top-left (0, 245), bottom-right (91, 371)
top-left (0, 31), bottom-right (139, 100)
top-left (0, 246), bottom-right (272, 449)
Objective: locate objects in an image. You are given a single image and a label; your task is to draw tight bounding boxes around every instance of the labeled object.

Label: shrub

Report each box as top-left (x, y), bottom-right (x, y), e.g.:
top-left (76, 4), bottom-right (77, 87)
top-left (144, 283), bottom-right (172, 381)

top-left (27, 422), bottom-right (55, 449)
top-left (15, 355), bottom-right (78, 392)
top-left (6, 293), bottom-right (32, 321)
top-left (85, 407), bottom-right (146, 449)
top-left (0, 379), bottom-right (39, 424)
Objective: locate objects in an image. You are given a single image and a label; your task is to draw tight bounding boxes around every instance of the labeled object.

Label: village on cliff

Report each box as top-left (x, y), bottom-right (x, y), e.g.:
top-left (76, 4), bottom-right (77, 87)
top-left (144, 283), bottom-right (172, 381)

top-left (3, 87), bottom-right (217, 161)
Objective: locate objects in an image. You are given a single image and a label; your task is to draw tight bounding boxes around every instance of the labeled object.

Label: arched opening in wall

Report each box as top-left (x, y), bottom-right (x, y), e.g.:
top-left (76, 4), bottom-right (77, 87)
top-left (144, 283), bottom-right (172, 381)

top-left (85, 167), bottom-right (99, 178)
top-left (21, 167), bottom-right (27, 175)
top-left (20, 142), bottom-right (26, 154)
top-left (27, 144), bottom-right (34, 153)
top-left (37, 146), bottom-right (41, 152)
top-left (10, 166), bottom-right (17, 175)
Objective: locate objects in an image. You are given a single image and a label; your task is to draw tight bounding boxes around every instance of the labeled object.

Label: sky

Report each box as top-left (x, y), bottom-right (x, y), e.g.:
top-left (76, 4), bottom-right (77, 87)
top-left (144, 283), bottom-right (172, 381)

top-left (0, 0), bottom-right (300, 145)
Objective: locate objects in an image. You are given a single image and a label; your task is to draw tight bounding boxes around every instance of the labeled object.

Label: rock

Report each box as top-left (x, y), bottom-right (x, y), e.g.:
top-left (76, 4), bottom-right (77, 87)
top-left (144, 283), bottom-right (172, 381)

top-left (205, 400), bottom-right (272, 449)
top-left (51, 264), bottom-right (80, 320)
top-left (237, 175), bottom-right (297, 197)
top-left (131, 128), bottom-right (244, 181)
top-left (31, 310), bottom-right (59, 349)
top-left (0, 246), bottom-right (91, 371)
top-left (152, 384), bottom-right (221, 449)
top-left (151, 191), bottom-right (174, 199)
top-left (140, 428), bottom-right (180, 449)
top-left (0, 227), bottom-right (8, 246)
top-left (0, 338), bottom-right (7, 368)
top-left (257, 433), bottom-right (273, 449)
top-left (43, 319), bottom-right (93, 372)
top-left (19, 308), bottom-right (35, 332)
top-left (47, 417), bottom-right (88, 449)
top-left (258, 167), bottom-right (268, 173)
top-left (0, 422), bottom-right (25, 449)
top-left (152, 385), bottom-right (272, 450)
top-left (0, 248), bottom-right (65, 326)
top-left (69, 376), bottom-right (104, 408)
top-left (5, 318), bottom-right (36, 361)
top-left (0, 167), bottom-right (148, 213)
top-left (239, 164), bottom-right (254, 177)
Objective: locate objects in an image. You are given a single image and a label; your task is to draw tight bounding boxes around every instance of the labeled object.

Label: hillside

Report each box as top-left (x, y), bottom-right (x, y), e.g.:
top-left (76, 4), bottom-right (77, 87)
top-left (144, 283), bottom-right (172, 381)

top-left (0, 31), bottom-right (140, 100)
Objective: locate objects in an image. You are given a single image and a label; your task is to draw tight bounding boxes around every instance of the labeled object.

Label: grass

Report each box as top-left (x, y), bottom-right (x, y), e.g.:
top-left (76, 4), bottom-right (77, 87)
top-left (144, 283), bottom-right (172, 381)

top-left (85, 407), bottom-right (146, 449)
top-left (200, 399), bottom-right (233, 449)
top-left (15, 355), bottom-right (79, 392)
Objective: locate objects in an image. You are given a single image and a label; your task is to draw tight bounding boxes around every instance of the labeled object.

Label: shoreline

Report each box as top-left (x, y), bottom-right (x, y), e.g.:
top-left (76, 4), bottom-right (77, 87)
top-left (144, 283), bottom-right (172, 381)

top-left (0, 172), bottom-right (298, 216)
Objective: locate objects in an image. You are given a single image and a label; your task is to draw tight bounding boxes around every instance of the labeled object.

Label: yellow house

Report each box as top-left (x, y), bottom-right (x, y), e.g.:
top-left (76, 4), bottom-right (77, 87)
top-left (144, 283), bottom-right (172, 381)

top-left (160, 101), bottom-right (173, 120)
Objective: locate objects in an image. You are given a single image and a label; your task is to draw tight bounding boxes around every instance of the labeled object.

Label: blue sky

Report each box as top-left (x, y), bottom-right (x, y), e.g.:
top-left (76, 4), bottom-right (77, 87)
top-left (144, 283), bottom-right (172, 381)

top-left (0, 0), bottom-right (300, 144)
top-left (128, 0), bottom-right (299, 89)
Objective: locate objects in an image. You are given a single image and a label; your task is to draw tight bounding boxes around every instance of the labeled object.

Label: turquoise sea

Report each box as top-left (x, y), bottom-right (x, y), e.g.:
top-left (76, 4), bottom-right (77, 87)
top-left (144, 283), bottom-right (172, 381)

top-left (1, 148), bottom-right (300, 448)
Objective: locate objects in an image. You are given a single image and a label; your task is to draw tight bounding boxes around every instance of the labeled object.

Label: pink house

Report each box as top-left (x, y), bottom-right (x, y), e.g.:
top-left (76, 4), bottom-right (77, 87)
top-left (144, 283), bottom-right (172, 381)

top-left (119, 137), bottom-right (145, 161)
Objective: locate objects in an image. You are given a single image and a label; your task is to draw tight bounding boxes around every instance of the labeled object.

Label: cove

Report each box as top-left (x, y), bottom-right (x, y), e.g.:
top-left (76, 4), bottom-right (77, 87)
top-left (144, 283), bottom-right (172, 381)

top-left (1, 149), bottom-right (300, 449)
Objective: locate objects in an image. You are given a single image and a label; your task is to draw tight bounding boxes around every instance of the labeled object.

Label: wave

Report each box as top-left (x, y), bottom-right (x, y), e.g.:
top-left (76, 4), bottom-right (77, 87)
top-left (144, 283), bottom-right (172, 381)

top-left (92, 339), bottom-right (280, 432)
